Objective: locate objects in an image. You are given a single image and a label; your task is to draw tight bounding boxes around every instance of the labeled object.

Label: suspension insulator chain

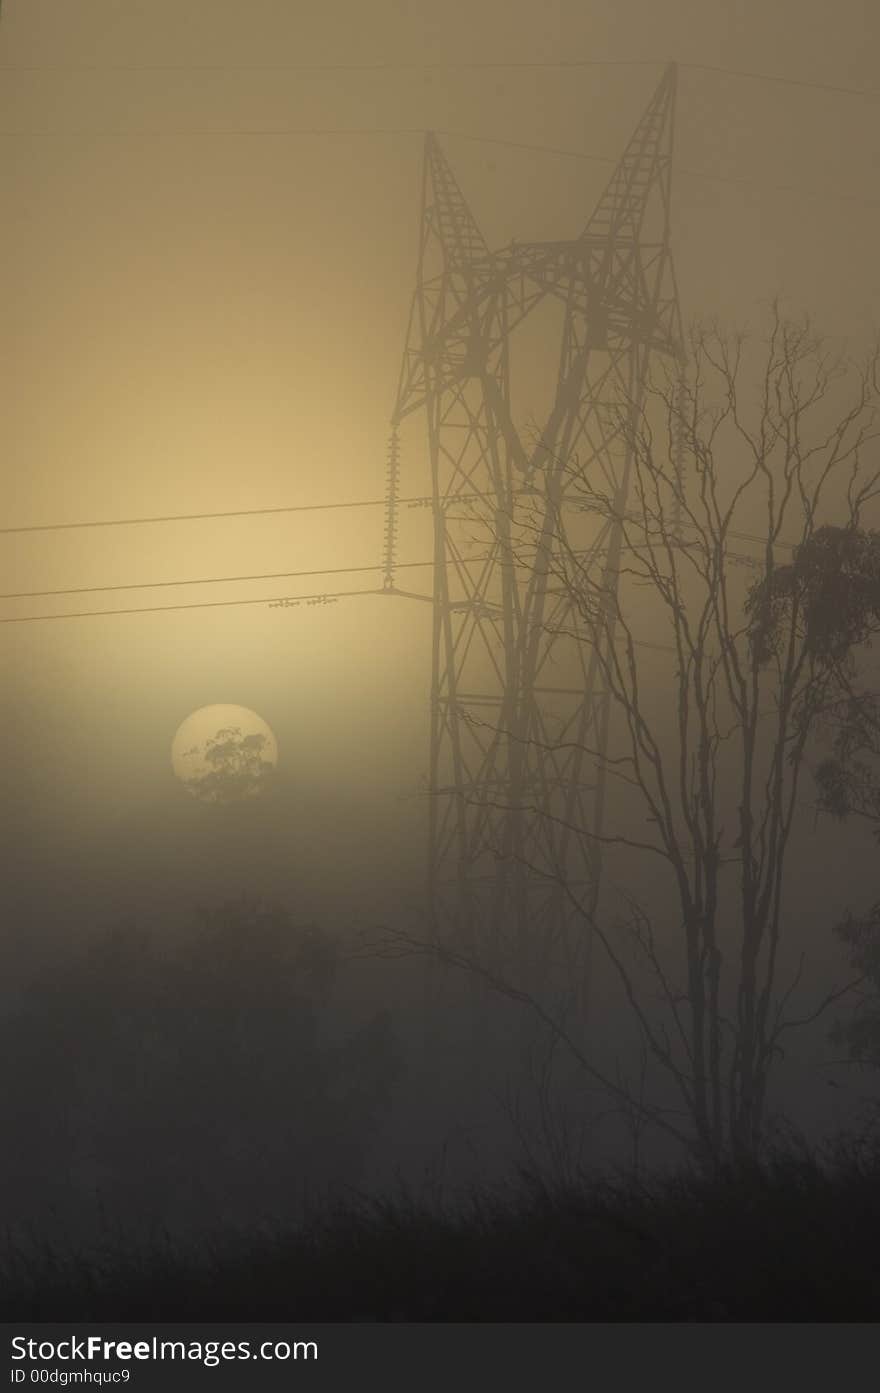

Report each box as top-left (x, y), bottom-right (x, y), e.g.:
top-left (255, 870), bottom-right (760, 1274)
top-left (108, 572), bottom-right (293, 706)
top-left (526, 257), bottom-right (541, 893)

top-left (671, 373), bottom-right (687, 543)
top-left (383, 428), bottom-right (401, 590)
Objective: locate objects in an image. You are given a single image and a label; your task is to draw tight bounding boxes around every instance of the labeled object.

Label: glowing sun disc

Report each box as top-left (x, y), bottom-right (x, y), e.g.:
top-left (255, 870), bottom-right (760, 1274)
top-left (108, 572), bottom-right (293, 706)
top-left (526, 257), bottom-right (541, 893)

top-left (171, 704), bottom-right (279, 804)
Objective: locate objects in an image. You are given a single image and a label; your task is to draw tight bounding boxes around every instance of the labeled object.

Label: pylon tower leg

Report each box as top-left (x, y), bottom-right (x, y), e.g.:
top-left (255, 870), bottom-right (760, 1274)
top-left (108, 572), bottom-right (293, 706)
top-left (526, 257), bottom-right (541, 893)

top-left (392, 63), bottom-right (683, 1037)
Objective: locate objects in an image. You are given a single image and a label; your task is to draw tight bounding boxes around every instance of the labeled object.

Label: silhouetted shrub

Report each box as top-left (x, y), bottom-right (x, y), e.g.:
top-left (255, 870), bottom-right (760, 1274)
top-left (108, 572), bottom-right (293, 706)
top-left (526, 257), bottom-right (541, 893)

top-left (0, 897), bottom-right (399, 1237)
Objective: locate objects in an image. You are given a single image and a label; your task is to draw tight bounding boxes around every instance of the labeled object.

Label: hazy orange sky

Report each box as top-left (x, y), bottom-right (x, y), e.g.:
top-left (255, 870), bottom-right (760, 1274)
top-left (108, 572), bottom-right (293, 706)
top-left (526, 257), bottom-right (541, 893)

top-left (1, 1), bottom-right (878, 940)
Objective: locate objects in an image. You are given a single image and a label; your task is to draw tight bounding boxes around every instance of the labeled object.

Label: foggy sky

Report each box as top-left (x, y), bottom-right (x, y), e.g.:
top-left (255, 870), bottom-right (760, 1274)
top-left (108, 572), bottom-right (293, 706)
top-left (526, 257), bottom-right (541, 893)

top-left (1, 1), bottom-right (879, 1165)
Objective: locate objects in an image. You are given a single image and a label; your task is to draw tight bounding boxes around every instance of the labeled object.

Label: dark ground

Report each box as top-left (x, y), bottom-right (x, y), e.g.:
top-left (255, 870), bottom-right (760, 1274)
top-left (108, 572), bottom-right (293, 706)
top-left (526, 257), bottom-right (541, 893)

top-left (4, 1143), bottom-right (880, 1321)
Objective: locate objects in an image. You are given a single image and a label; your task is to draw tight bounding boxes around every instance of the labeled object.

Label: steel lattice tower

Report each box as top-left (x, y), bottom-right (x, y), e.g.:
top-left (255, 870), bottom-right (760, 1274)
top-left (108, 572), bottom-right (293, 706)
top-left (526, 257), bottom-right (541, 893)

top-left (390, 65), bottom-right (683, 999)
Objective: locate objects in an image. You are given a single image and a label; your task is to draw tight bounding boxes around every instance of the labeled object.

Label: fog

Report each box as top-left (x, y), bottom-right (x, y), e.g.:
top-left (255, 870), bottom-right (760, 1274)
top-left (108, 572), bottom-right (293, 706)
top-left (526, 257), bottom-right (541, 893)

top-left (1, 0), bottom-right (879, 1271)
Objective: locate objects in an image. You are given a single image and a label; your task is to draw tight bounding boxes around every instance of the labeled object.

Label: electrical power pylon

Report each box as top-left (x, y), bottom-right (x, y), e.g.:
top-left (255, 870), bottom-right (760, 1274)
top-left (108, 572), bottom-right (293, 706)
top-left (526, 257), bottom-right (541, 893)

top-left (389, 64), bottom-right (683, 1001)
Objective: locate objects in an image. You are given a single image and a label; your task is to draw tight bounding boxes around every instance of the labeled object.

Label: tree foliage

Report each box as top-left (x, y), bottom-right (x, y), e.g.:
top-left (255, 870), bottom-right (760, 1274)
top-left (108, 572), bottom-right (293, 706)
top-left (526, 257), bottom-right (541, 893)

top-left (0, 898), bottom-right (399, 1233)
top-left (182, 726), bottom-right (276, 804)
top-left (746, 525), bottom-right (880, 667)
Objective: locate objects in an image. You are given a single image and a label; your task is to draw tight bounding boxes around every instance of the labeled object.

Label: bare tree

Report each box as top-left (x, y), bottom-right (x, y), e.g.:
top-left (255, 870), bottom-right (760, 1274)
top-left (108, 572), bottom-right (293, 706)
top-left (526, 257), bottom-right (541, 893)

top-left (368, 306), bottom-right (880, 1169)
top-left (535, 307), bottom-right (880, 1163)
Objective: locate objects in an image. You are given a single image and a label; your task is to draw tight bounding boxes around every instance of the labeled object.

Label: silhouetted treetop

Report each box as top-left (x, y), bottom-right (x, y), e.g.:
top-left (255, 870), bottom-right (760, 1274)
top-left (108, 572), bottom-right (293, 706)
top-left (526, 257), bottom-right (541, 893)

top-left (746, 525), bottom-right (880, 666)
top-left (183, 727), bottom-right (276, 804)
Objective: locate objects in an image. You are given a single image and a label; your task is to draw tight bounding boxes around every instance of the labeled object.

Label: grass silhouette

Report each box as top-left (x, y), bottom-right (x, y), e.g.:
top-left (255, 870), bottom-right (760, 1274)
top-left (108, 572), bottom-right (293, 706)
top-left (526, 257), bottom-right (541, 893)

top-left (4, 1141), bottom-right (880, 1321)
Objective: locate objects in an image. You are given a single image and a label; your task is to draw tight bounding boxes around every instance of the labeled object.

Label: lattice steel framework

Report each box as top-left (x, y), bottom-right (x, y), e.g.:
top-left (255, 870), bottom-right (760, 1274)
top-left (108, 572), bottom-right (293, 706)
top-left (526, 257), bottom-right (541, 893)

top-left (390, 65), bottom-right (683, 997)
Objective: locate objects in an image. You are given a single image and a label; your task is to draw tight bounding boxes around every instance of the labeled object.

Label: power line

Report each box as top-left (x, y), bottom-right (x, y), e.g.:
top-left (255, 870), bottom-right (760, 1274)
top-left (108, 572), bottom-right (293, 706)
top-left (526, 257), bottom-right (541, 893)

top-left (0, 549), bottom-right (629, 606)
top-left (684, 61), bottom-right (879, 102)
top-left (0, 490), bottom-right (509, 537)
top-left (0, 123), bottom-right (874, 210)
top-left (0, 58), bottom-right (876, 101)
top-left (0, 536), bottom-right (785, 616)
top-left (0, 585), bottom-right (380, 625)
top-left (0, 558), bottom-right (434, 601)
top-left (0, 490), bottom-right (800, 552)
top-left (0, 495), bottom-right (391, 535)
top-left (0, 584), bottom-right (678, 654)
top-left (0, 124), bottom-right (429, 137)
top-left (443, 130), bottom-right (880, 210)
top-left (674, 164), bottom-right (879, 210)
top-left (0, 58), bottom-right (656, 74)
